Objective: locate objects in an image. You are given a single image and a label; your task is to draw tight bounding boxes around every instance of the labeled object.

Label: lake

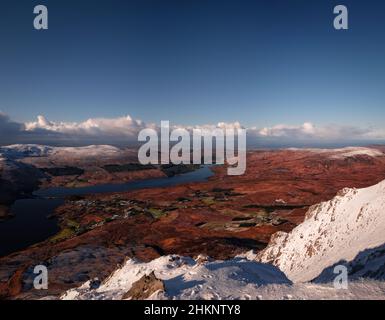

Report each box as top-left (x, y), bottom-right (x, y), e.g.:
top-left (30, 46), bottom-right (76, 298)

top-left (0, 166), bottom-right (214, 257)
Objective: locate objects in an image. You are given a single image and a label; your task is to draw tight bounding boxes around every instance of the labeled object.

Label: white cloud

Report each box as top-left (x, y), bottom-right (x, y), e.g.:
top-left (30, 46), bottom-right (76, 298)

top-left (0, 112), bottom-right (384, 145)
top-left (256, 122), bottom-right (317, 138)
top-left (176, 121), bottom-right (244, 131)
top-left (25, 114), bottom-right (152, 138)
top-left (251, 122), bottom-right (382, 141)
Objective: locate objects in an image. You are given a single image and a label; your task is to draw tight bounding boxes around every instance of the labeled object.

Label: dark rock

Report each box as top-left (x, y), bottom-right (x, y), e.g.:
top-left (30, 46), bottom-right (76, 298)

top-left (122, 271), bottom-right (165, 300)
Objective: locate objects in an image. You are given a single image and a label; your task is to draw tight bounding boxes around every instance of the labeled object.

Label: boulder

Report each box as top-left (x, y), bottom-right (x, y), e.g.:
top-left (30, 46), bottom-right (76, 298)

top-left (122, 271), bottom-right (165, 300)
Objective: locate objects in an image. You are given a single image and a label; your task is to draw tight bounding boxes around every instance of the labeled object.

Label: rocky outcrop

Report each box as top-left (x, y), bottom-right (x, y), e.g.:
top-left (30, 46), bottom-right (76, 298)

top-left (122, 271), bottom-right (165, 300)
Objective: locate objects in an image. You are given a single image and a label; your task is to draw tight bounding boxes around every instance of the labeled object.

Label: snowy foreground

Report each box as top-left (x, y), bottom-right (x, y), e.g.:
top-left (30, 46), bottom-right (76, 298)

top-left (60, 254), bottom-right (385, 300)
top-left (60, 178), bottom-right (385, 300)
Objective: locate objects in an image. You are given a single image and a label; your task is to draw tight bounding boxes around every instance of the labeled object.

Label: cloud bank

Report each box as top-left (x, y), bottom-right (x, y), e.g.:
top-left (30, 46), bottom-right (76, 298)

top-left (0, 112), bottom-right (384, 146)
top-left (25, 115), bottom-right (151, 139)
top-left (251, 122), bottom-right (380, 140)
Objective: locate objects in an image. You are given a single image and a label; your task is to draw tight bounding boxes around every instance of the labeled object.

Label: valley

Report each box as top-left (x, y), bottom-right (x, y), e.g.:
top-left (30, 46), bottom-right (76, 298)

top-left (1, 145), bottom-right (385, 299)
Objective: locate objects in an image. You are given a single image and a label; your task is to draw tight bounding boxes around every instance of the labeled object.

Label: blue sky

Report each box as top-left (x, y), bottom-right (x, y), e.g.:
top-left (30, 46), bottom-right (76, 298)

top-left (0, 0), bottom-right (385, 144)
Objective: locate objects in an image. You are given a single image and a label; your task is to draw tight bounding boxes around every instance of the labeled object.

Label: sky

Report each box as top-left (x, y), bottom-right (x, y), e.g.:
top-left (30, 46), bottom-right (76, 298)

top-left (1, 0), bottom-right (385, 145)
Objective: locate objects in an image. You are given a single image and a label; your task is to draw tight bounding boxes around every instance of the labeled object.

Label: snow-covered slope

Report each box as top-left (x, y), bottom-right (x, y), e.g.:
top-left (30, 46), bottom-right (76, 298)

top-left (50, 145), bottom-right (121, 158)
top-left (61, 255), bottom-right (290, 300)
top-left (257, 179), bottom-right (385, 283)
top-left (287, 146), bottom-right (384, 159)
top-left (0, 144), bottom-right (121, 159)
top-left (329, 147), bottom-right (384, 159)
top-left (60, 254), bottom-right (385, 300)
top-left (0, 144), bottom-right (55, 158)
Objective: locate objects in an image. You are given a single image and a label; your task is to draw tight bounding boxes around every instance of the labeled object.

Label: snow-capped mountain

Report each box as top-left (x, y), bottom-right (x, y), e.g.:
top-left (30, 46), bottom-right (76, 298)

top-left (0, 144), bottom-right (55, 158)
top-left (0, 144), bottom-right (121, 159)
top-left (257, 179), bottom-right (385, 283)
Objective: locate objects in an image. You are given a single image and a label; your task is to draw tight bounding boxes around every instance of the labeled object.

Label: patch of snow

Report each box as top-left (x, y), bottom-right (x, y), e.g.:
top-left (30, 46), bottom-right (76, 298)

top-left (329, 148), bottom-right (383, 159)
top-left (50, 145), bottom-right (121, 158)
top-left (0, 144), bottom-right (121, 159)
top-left (0, 144), bottom-right (55, 158)
top-left (287, 146), bottom-right (383, 159)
